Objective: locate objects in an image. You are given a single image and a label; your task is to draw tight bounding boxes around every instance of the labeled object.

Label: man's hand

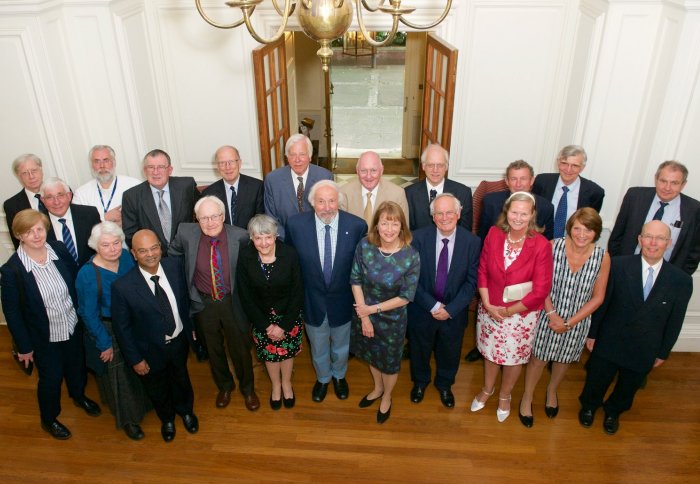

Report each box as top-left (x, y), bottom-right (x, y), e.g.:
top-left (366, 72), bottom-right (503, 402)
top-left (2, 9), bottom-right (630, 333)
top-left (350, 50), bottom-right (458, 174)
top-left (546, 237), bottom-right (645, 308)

top-left (133, 360), bottom-right (150, 375)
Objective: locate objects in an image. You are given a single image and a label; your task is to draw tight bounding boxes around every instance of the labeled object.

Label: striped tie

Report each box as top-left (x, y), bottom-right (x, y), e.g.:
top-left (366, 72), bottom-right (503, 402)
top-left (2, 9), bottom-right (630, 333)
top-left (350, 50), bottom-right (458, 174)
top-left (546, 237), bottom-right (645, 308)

top-left (58, 218), bottom-right (79, 262)
top-left (210, 238), bottom-right (225, 301)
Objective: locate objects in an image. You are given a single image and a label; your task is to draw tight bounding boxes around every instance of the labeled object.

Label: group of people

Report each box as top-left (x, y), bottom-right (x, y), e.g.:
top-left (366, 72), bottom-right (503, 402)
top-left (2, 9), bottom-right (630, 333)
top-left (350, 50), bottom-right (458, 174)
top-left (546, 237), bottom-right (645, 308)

top-left (1, 137), bottom-right (696, 442)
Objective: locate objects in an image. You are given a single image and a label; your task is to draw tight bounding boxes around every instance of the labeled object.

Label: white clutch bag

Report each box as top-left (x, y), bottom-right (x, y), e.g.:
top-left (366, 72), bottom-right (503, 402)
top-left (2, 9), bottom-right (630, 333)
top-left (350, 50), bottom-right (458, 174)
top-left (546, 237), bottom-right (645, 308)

top-left (502, 282), bottom-right (533, 303)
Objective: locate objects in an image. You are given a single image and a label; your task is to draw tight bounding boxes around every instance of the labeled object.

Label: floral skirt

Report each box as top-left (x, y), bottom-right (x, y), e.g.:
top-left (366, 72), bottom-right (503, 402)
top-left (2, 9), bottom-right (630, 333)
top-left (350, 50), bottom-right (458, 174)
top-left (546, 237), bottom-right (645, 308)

top-left (252, 310), bottom-right (304, 363)
top-left (476, 302), bottom-right (538, 366)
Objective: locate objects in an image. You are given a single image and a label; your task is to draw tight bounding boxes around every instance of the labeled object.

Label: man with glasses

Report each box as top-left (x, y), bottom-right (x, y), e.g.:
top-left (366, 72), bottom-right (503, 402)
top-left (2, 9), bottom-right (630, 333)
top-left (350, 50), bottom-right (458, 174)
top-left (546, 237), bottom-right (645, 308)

top-left (201, 145), bottom-right (264, 230)
top-left (5, 153), bottom-right (47, 249)
top-left (167, 196), bottom-right (260, 411)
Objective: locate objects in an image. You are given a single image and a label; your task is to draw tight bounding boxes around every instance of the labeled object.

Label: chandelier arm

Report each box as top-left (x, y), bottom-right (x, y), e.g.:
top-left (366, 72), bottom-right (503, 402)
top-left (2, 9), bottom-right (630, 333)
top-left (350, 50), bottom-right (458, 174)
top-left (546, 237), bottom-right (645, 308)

top-left (195, 0), bottom-right (246, 29)
top-left (241, 0), bottom-right (292, 44)
top-left (271, 0), bottom-right (296, 17)
top-left (360, 0), bottom-right (387, 13)
top-left (398, 0), bottom-right (452, 29)
top-left (355, 1), bottom-right (400, 48)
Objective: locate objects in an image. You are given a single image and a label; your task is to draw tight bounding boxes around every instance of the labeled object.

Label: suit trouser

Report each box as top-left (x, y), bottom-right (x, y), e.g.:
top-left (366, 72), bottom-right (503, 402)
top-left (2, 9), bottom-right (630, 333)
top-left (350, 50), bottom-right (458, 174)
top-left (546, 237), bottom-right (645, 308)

top-left (305, 318), bottom-right (351, 383)
top-left (195, 293), bottom-right (254, 395)
top-left (579, 352), bottom-right (647, 418)
top-left (408, 313), bottom-right (466, 390)
top-left (140, 333), bottom-right (194, 423)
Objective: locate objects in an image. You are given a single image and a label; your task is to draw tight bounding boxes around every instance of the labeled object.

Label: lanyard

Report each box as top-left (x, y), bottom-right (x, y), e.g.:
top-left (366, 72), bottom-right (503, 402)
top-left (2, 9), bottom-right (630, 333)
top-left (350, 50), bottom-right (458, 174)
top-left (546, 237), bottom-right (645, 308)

top-left (97, 177), bottom-right (118, 214)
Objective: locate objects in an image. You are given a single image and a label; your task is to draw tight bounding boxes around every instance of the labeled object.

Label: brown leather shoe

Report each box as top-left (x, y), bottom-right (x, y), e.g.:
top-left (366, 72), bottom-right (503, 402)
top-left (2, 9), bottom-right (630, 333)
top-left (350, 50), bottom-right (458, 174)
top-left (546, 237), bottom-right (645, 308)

top-left (244, 391), bottom-right (260, 411)
top-left (216, 390), bottom-right (232, 408)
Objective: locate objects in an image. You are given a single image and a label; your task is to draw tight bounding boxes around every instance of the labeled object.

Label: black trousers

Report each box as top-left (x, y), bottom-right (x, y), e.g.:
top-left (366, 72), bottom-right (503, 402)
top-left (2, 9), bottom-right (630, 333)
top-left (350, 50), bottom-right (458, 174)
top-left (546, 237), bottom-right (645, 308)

top-left (579, 352), bottom-right (647, 418)
top-left (194, 293), bottom-right (254, 395)
top-left (408, 314), bottom-right (466, 390)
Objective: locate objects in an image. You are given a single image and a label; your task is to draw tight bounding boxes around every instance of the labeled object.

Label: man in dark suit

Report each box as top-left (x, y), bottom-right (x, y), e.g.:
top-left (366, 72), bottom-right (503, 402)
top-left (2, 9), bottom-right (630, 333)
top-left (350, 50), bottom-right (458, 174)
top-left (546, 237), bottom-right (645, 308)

top-left (404, 144), bottom-right (472, 231)
top-left (111, 229), bottom-right (199, 442)
top-left (264, 134), bottom-right (333, 239)
top-left (121, 149), bottom-right (200, 254)
top-left (408, 194), bottom-right (480, 408)
top-left (579, 220), bottom-right (693, 435)
top-left (4, 153), bottom-right (46, 249)
top-left (201, 145), bottom-right (264, 230)
top-left (40, 177), bottom-right (100, 266)
top-left (168, 196), bottom-right (260, 411)
top-left (286, 180), bottom-right (367, 402)
top-left (532, 145), bottom-right (605, 238)
top-left (608, 160), bottom-right (700, 275)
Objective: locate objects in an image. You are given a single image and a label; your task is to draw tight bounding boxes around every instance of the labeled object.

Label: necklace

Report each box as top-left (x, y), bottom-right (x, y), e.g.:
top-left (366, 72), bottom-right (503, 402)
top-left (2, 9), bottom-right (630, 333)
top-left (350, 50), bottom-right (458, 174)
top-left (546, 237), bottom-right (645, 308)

top-left (507, 233), bottom-right (525, 244)
top-left (379, 245), bottom-right (400, 257)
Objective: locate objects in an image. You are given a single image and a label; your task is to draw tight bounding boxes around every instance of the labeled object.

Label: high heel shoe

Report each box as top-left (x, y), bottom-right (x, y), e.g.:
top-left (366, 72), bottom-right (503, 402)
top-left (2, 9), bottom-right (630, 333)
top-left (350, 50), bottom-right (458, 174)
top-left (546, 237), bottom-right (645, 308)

top-left (544, 389), bottom-right (559, 418)
top-left (359, 392), bottom-right (383, 408)
top-left (519, 400), bottom-right (533, 428)
top-left (497, 395), bottom-right (511, 422)
top-left (470, 387), bottom-right (495, 412)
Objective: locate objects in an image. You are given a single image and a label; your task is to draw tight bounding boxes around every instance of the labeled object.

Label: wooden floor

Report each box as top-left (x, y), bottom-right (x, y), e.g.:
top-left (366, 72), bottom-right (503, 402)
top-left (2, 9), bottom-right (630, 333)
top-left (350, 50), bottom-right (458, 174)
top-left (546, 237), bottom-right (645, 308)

top-left (1, 322), bottom-right (698, 483)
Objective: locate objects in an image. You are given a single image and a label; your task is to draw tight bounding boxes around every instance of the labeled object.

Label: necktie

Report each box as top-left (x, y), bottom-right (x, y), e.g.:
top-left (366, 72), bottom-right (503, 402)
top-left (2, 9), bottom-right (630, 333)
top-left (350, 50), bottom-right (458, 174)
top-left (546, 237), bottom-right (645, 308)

top-left (553, 186), bottom-right (569, 238)
top-left (229, 185), bottom-right (237, 225)
top-left (210, 238), bottom-right (225, 301)
top-left (58, 218), bottom-right (79, 262)
top-left (296, 177), bottom-right (304, 212)
top-left (35, 193), bottom-right (48, 214)
top-left (642, 267), bottom-right (654, 300)
top-left (429, 189), bottom-right (437, 203)
top-left (323, 225), bottom-right (333, 287)
top-left (363, 192), bottom-right (373, 227)
top-left (434, 238), bottom-right (449, 302)
top-left (652, 201), bottom-right (669, 221)
top-left (151, 275), bottom-right (177, 336)
top-left (157, 189), bottom-right (171, 241)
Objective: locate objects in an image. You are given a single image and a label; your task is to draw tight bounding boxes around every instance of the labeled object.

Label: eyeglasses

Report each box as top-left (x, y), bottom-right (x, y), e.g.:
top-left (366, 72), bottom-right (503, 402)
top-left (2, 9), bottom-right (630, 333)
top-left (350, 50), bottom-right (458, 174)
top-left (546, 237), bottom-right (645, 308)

top-left (359, 168), bottom-right (380, 176)
top-left (19, 169), bottom-right (41, 177)
top-left (198, 213), bottom-right (224, 223)
top-left (425, 163), bottom-right (447, 170)
top-left (640, 234), bottom-right (670, 243)
top-left (559, 161), bottom-right (583, 170)
top-left (434, 210), bottom-right (458, 218)
top-left (144, 165), bottom-right (169, 172)
top-left (217, 160), bottom-right (240, 166)
top-left (287, 153), bottom-right (308, 160)
top-left (42, 193), bottom-right (69, 202)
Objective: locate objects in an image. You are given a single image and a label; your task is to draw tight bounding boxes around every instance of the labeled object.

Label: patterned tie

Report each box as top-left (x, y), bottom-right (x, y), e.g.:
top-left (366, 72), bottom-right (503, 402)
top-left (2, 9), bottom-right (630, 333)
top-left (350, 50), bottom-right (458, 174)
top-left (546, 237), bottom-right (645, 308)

top-left (58, 218), bottom-right (79, 263)
top-left (429, 189), bottom-right (437, 203)
top-left (210, 238), bottom-right (225, 301)
top-left (229, 185), bottom-right (237, 225)
top-left (35, 193), bottom-right (48, 214)
top-left (434, 238), bottom-right (449, 302)
top-left (323, 225), bottom-right (333, 287)
top-left (157, 189), bottom-right (171, 241)
top-left (363, 192), bottom-right (373, 227)
top-left (652, 201), bottom-right (669, 221)
top-left (643, 267), bottom-right (654, 300)
top-left (296, 177), bottom-right (304, 212)
top-left (553, 186), bottom-right (569, 238)
top-left (151, 275), bottom-right (177, 335)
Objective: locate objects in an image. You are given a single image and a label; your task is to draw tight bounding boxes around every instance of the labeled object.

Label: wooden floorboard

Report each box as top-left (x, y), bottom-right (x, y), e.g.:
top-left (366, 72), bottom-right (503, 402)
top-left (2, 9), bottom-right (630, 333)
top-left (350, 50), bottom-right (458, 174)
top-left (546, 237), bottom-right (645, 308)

top-left (0, 323), bottom-right (698, 483)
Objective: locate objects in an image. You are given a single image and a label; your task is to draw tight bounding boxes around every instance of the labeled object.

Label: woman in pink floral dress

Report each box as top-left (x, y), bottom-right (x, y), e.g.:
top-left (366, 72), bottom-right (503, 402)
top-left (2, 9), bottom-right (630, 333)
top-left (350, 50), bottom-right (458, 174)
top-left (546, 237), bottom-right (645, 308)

top-left (470, 192), bottom-right (553, 422)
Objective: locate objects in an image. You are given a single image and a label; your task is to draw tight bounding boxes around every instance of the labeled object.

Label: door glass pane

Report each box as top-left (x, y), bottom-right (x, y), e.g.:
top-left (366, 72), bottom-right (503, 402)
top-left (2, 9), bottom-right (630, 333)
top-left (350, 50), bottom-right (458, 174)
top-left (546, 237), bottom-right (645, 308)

top-left (437, 96), bottom-right (445, 141)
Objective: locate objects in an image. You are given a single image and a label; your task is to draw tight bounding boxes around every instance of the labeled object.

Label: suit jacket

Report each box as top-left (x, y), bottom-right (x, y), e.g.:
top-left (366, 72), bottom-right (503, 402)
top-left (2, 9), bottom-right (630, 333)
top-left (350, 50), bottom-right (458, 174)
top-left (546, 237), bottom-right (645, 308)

top-left (404, 179), bottom-right (473, 232)
top-left (121, 177), bottom-right (201, 253)
top-left (46, 203), bottom-right (101, 266)
top-left (532, 173), bottom-right (605, 212)
top-left (263, 165), bottom-right (333, 239)
top-left (478, 226), bottom-right (553, 311)
top-left (608, 187), bottom-right (700, 275)
top-left (408, 225), bottom-right (480, 324)
top-left (589, 255), bottom-right (692, 373)
top-left (3, 189), bottom-right (33, 249)
top-left (0, 241), bottom-right (79, 354)
top-left (201, 175), bottom-right (264, 229)
top-left (111, 257), bottom-right (194, 372)
top-left (339, 178), bottom-right (410, 222)
top-left (168, 223), bottom-right (251, 333)
top-left (285, 210), bottom-right (367, 327)
top-left (478, 191), bottom-right (554, 241)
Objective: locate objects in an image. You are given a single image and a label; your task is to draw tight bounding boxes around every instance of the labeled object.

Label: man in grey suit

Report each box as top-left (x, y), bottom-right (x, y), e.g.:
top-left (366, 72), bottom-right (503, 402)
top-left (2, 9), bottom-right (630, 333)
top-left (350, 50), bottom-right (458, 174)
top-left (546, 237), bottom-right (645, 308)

top-left (264, 134), bottom-right (332, 239)
top-left (168, 196), bottom-right (260, 411)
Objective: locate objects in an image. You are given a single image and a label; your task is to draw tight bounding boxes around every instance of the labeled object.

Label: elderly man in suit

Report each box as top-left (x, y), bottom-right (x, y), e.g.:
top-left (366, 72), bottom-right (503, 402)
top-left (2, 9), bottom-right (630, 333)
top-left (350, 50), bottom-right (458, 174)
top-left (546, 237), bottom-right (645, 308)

top-left (405, 144), bottom-right (472, 231)
top-left (408, 193), bottom-right (480, 408)
top-left (608, 160), bottom-right (700, 275)
top-left (264, 134), bottom-right (332, 239)
top-left (286, 180), bottom-right (367, 402)
top-left (532, 145), bottom-right (605, 238)
top-left (202, 145), bottom-right (264, 230)
top-left (579, 221), bottom-right (693, 434)
top-left (72, 145), bottom-right (141, 226)
top-left (4, 153), bottom-right (47, 249)
top-left (40, 177), bottom-right (101, 266)
top-left (121, 149), bottom-right (200, 254)
top-left (168, 196), bottom-right (260, 411)
top-left (112, 229), bottom-right (199, 442)
top-left (340, 151), bottom-right (409, 228)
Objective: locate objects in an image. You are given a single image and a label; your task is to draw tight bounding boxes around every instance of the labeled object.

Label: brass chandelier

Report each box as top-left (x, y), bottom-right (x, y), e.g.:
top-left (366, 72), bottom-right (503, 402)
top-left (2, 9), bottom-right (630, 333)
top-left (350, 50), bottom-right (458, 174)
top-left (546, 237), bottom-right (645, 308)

top-left (195, 0), bottom-right (453, 70)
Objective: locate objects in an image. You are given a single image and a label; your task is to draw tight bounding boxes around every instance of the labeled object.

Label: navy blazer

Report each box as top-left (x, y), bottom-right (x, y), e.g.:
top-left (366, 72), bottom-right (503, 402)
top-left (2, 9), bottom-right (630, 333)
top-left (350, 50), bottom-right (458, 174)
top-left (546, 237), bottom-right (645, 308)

top-left (285, 210), bottom-right (367, 328)
top-left (46, 203), bottom-right (101, 267)
top-left (404, 179), bottom-right (473, 232)
top-left (532, 173), bottom-right (605, 212)
top-left (111, 257), bottom-right (194, 372)
top-left (201, 175), bottom-right (264, 229)
top-left (408, 225), bottom-right (480, 324)
top-left (589, 255), bottom-right (692, 373)
top-left (478, 191), bottom-right (554, 241)
top-left (0, 241), bottom-right (79, 354)
top-left (3, 189), bottom-right (33, 249)
top-left (608, 187), bottom-right (700, 275)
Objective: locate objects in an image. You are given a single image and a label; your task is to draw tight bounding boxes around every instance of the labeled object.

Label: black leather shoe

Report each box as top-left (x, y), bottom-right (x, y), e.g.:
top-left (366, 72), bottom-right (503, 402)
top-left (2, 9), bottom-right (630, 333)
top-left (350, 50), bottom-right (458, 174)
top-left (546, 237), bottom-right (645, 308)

top-left (465, 347), bottom-right (483, 362)
top-left (410, 384), bottom-right (426, 403)
top-left (312, 381), bottom-right (329, 402)
top-left (161, 421), bottom-right (176, 442)
top-left (73, 396), bottom-right (101, 417)
top-left (283, 393), bottom-right (296, 409)
top-left (332, 377), bottom-right (349, 399)
top-left (603, 414), bottom-right (619, 435)
top-left (377, 402), bottom-right (392, 424)
top-left (519, 400), bottom-right (533, 428)
top-left (544, 391), bottom-right (559, 418)
top-left (41, 420), bottom-right (71, 440)
top-left (359, 393), bottom-right (383, 408)
top-left (578, 408), bottom-right (595, 428)
top-left (438, 389), bottom-right (455, 408)
top-left (123, 423), bottom-right (145, 441)
top-left (270, 396), bottom-right (282, 411)
top-left (182, 414), bottom-right (199, 434)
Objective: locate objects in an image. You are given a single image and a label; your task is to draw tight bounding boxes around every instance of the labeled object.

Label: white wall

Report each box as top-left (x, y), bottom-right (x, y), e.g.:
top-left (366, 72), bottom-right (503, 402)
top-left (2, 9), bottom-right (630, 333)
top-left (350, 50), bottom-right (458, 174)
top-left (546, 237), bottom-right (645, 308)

top-left (1, 0), bottom-right (699, 349)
